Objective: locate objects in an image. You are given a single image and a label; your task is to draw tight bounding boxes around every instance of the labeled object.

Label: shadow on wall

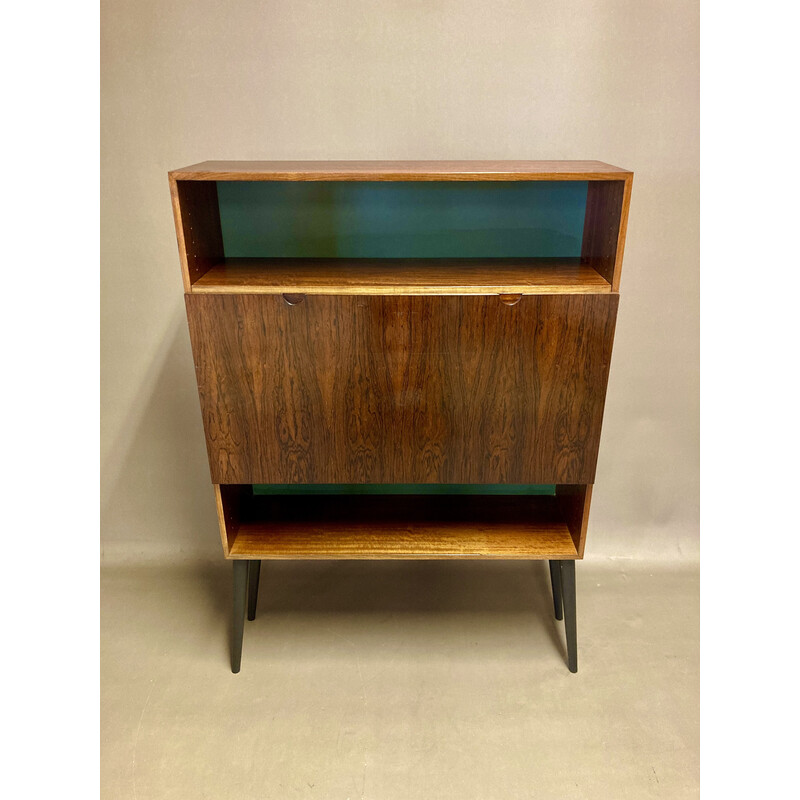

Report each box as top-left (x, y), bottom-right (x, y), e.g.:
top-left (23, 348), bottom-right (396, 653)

top-left (101, 303), bottom-right (218, 563)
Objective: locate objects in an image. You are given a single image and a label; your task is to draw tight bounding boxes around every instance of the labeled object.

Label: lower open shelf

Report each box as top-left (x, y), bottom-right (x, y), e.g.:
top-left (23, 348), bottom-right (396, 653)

top-left (192, 257), bottom-right (611, 295)
top-left (218, 492), bottom-right (581, 560)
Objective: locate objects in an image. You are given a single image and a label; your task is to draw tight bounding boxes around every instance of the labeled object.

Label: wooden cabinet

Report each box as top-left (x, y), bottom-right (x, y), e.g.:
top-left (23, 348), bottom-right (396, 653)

top-left (170, 160), bottom-right (633, 673)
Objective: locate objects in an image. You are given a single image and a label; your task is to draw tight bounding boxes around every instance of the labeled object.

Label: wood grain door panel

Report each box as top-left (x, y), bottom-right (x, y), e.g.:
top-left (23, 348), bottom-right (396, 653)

top-left (185, 293), bottom-right (618, 484)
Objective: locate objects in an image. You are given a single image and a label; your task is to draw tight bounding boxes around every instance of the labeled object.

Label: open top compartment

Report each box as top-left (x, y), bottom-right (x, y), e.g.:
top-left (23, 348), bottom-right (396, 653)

top-left (170, 161), bottom-right (631, 295)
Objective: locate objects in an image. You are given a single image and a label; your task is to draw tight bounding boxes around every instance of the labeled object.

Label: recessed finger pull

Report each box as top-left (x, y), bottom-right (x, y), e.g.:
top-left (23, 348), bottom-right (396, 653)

top-left (499, 293), bottom-right (522, 306)
top-left (283, 293), bottom-right (306, 306)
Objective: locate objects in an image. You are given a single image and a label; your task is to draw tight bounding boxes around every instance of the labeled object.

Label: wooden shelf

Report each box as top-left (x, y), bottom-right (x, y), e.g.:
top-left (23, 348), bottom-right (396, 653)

top-left (230, 526), bottom-right (576, 559)
top-left (192, 257), bottom-right (611, 295)
top-left (224, 495), bottom-right (579, 560)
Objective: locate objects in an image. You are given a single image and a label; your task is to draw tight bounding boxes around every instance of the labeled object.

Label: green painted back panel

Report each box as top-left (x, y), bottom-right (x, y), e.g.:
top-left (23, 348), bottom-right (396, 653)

top-left (252, 484), bottom-right (557, 496)
top-left (217, 181), bottom-right (588, 258)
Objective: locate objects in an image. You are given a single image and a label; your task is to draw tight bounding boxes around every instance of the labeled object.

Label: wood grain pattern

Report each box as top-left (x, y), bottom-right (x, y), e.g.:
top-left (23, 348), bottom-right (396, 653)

top-left (169, 178), bottom-right (224, 290)
top-left (581, 180), bottom-right (624, 286)
top-left (611, 176), bottom-right (634, 292)
top-left (223, 494), bottom-right (578, 559)
top-left (191, 257), bottom-right (611, 295)
top-left (214, 484), bottom-right (252, 556)
top-left (556, 484), bottom-right (593, 557)
top-left (581, 176), bottom-right (634, 290)
top-left (170, 160), bottom-right (632, 182)
top-left (185, 293), bottom-right (619, 485)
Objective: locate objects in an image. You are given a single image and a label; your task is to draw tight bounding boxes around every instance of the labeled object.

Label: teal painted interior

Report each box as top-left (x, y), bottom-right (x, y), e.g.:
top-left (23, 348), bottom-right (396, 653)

top-left (252, 484), bottom-right (557, 496)
top-left (217, 181), bottom-right (588, 258)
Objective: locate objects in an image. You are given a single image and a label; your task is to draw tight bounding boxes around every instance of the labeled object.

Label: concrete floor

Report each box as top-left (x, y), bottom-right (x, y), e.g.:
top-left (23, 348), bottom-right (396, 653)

top-left (101, 560), bottom-right (699, 799)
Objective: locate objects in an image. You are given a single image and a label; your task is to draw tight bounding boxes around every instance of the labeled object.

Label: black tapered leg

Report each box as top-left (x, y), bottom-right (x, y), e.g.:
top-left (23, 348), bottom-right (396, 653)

top-left (559, 560), bottom-right (578, 673)
top-left (548, 560), bottom-right (563, 620)
top-left (231, 560), bottom-right (248, 673)
top-left (247, 560), bottom-right (261, 621)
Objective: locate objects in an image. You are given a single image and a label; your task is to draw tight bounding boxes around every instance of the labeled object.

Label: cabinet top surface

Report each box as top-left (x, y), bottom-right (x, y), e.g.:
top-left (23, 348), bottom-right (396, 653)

top-left (170, 160), bottom-right (632, 181)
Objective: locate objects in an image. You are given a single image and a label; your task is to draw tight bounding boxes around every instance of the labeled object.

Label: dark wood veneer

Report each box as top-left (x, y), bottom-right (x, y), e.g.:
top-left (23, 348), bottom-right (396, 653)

top-left (185, 293), bottom-right (618, 485)
top-left (580, 179), bottom-right (635, 290)
top-left (169, 179), bottom-right (224, 291)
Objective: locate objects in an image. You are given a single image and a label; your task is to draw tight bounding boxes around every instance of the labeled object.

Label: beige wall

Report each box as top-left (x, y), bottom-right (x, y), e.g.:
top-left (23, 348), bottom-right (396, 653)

top-left (101, 0), bottom-right (699, 563)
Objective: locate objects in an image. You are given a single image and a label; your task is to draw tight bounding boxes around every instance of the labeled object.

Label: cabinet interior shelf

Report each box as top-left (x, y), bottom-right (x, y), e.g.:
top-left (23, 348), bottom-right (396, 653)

top-left (221, 494), bottom-right (580, 560)
top-left (192, 257), bottom-right (611, 295)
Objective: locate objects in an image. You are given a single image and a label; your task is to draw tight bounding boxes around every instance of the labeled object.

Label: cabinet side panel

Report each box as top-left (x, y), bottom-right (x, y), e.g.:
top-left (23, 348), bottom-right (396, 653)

top-left (581, 180), bottom-right (626, 286)
top-left (185, 294), bottom-right (618, 485)
top-left (171, 180), bottom-right (224, 288)
top-left (611, 176), bottom-right (633, 292)
top-left (556, 484), bottom-right (593, 558)
top-left (213, 484), bottom-right (252, 557)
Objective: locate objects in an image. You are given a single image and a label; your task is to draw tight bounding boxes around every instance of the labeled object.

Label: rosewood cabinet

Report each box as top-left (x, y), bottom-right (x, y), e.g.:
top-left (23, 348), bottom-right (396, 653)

top-left (169, 160), bottom-right (633, 673)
